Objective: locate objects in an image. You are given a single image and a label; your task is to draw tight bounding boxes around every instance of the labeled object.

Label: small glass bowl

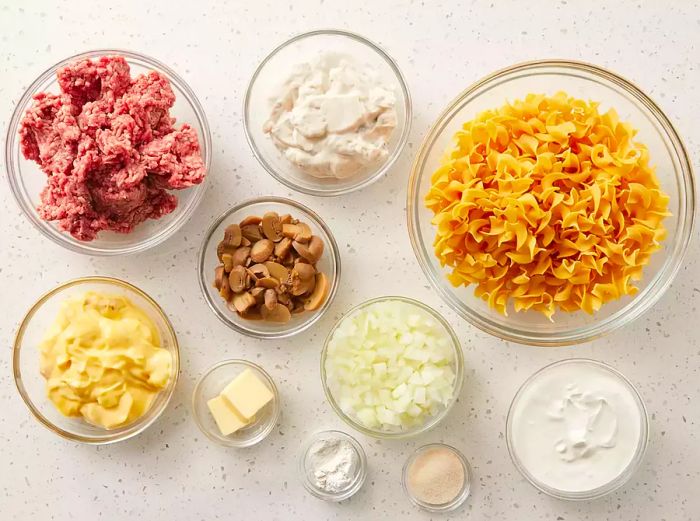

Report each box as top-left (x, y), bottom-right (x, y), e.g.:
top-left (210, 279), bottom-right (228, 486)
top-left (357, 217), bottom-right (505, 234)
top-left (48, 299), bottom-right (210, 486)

top-left (402, 443), bottom-right (472, 513)
top-left (5, 49), bottom-right (212, 256)
top-left (506, 358), bottom-right (650, 500)
top-left (198, 196), bottom-right (341, 339)
top-left (298, 429), bottom-right (367, 501)
top-left (191, 359), bottom-right (281, 448)
top-left (407, 60), bottom-right (695, 346)
top-left (244, 29), bottom-right (411, 196)
top-left (12, 277), bottom-right (180, 444)
top-left (320, 296), bottom-right (464, 439)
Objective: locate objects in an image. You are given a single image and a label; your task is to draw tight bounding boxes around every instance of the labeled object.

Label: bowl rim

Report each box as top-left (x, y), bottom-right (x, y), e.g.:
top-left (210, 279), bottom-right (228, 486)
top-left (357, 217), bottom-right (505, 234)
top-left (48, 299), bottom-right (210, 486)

top-left (505, 358), bottom-right (650, 500)
top-left (298, 429), bottom-right (368, 501)
top-left (12, 276), bottom-right (181, 444)
top-left (320, 295), bottom-right (465, 439)
top-left (197, 195), bottom-right (342, 339)
top-left (5, 48), bottom-right (212, 256)
top-left (407, 58), bottom-right (696, 347)
top-left (242, 28), bottom-right (412, 197)
top-left (190, 358), bottom-right (281, 448)
top-left (401, 442), bottom-right (472, 512)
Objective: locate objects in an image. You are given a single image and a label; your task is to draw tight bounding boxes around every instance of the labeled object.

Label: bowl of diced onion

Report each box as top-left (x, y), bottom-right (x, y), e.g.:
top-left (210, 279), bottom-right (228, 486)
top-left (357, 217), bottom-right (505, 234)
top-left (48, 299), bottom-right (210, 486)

top-left (320, 296), bottom-right (464, 439)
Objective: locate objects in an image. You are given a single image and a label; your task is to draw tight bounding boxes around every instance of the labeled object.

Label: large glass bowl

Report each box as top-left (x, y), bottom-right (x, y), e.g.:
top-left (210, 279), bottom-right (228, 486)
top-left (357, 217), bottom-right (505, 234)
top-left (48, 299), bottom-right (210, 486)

top-left (320, 296), bottom-right (464, 439)
top-left (407, 60), bottom-right (695, 346)
top-left (5, 49), bottom-right (212, 256)
top-left (244, 29), bottom-right (411, 196)
top-left (198, 196), bottom-right (341, 339)
top-left (12, 277), bottom-right (180, 444)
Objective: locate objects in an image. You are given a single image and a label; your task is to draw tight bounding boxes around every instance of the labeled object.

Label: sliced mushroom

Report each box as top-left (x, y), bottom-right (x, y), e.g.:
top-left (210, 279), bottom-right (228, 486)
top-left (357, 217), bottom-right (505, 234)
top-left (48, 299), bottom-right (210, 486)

top-left (276, 291), bottom-right (291, 305)
top-left (256, 276), bottom-right (280, 289)
top-left (274, 237), bottom-right (293, 258)
top-left (228, 265), bottom-right (249, 293)
top-left (223, 224), bottom-right (242, 247)
top-left (231, 246), bottom-right (251, 267)
top-left (282, 223), bottom-right (301, 239)
top-left (264, 289), bottom-right (278, 310)
top-left (279, 214), bottom-right (293, 225)
top-left (304, 272), bottom-right (329, 310)
top-left (232, 291), bottom-right (256, 313)
top-left (291, 272), bottom-right (315, 296)
top-left (260, 303), bottom-right (291, 323)
top-left (219, 273), bottom-right (232, 301)
top-left (239, 215), bottom-right (262, 227)
top-left (250, 239), bottom-right (274, 263)
top-left (295, 222), bottom-right (312, 243)
top-left (239, 308), bottom-right (263, 320)
top-left (264, 261), bottom-right (290, 282)
top-left (293, 262), bottom-right (316, 280)
top-left (241, 224), bottom-right (263, 242)
top-left (217, 242), bottom-right (236, 262)
top-left (250, 286), bottom-right (266, 305)
top-left (307, 235), bottom-right (324, 260)
top-left (241, 237), bottom-right (252, 247)
top-left (222, 253), bottom-right (234, 272)
top-left (214, 265), bottom-right (225, 290)
top-left (292, 240), bottom-right (315, 262)
top-left (248, 263), bottom-right (270, 279)
top-left (262, 212), bottom-right (283, 242)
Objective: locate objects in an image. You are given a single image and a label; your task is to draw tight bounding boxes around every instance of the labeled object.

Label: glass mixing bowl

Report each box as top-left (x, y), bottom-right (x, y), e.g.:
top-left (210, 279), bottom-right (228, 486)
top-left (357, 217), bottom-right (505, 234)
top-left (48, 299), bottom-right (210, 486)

top-left (244, 29), bottom-right (411, 196)
top-left (320, 296), bottom-right (464, 439)
top-left (5, 49), bottom-right (212, 256)
top-left (12, 277), bottom-right (180, 444)
top-left (407, 60), bottom-right (695, 346)
top-left (198, 196), bottom-right (341, 339)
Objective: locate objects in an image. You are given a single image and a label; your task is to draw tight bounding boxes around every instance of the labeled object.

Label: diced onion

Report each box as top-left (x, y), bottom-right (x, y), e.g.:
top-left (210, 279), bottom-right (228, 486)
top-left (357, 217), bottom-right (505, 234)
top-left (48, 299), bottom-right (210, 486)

top-left (324, 300), bottom-right (457, 431)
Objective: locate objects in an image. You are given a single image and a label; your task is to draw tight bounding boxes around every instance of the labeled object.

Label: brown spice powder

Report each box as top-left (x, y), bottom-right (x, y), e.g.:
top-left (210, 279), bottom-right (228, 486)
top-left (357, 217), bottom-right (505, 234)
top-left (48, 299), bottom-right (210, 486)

top-left (407, 446), bottom-right (465, 505)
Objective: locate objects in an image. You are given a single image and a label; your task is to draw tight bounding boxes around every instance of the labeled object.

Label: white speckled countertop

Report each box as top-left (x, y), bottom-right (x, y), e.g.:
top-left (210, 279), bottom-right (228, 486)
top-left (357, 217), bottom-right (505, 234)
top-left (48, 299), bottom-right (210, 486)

top-left (1, 1), bottom-right (699, 519)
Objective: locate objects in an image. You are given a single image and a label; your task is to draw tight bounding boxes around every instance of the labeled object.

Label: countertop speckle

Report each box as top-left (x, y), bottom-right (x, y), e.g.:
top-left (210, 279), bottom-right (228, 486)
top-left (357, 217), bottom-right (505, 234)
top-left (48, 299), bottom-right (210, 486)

top-left (1, 1), bottom-right (699, 520)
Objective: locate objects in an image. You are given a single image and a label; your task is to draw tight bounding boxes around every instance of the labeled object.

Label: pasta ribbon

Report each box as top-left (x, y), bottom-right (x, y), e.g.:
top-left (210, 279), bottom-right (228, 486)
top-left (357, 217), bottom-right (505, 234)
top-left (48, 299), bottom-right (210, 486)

top-left (425, 92), bottom-right (670, 319)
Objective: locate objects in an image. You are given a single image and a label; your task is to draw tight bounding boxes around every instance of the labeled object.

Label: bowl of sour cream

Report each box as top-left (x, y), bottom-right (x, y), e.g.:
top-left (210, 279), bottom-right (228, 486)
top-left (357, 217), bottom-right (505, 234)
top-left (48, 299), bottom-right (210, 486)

top-left (244, 29), bottom-right (411, 196)
top-left (506, 359), bottom-right (649, 500)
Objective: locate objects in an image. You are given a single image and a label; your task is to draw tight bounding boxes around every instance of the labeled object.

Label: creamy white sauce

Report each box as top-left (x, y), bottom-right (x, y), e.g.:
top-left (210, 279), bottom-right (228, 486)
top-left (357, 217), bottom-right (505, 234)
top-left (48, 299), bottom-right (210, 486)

top-left (263, 53), bottom-right (397, 179)
top-left (510, 360), bottom-right (643, 493)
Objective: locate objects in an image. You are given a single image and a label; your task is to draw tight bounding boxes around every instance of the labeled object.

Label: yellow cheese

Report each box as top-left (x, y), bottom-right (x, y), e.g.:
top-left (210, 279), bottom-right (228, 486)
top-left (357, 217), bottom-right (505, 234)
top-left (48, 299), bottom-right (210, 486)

top-left (221, 368), bottom-right (274, 421)
top-left (207, 395), bottom-right (248, 436)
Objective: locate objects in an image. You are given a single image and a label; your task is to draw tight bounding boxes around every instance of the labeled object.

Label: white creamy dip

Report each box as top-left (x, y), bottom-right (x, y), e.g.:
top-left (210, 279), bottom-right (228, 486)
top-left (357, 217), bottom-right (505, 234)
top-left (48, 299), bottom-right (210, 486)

top-left (263, 53), bottom-right (397, 179)
top-left (509, 360), bottom-right (644, 494)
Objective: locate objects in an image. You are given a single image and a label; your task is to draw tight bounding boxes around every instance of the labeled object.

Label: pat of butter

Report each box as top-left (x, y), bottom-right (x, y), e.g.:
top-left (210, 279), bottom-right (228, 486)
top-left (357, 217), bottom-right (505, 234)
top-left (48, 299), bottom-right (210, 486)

top-left (207, 395), bottom-right (248, 436)
top-left (221, 369), bottom-right (274, 421)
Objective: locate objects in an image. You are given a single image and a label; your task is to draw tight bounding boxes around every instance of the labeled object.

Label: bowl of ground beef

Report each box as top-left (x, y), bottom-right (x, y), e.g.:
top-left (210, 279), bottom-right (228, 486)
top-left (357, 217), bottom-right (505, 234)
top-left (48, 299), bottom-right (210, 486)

top-left (6, 49), bottom-right (211, 255)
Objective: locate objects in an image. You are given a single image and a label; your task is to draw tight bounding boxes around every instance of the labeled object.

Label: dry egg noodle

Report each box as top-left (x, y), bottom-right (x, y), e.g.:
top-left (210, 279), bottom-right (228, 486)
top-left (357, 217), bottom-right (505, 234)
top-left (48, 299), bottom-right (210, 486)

top-left (425, 92), bottom-right (670, 318)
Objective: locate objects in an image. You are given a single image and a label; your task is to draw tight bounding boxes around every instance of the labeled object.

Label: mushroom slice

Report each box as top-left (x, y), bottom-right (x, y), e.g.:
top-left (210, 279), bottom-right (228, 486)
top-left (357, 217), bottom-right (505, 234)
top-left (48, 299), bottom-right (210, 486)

top-left (232, 291), bottom-right (256, 313)
top-left (264, 289), bottom-right (278, 310)
top-left (222, 253), bottom-right (234, 272)
top-left (265, 261), bottom-right (290, 282)
top-left (250, 286), bottom-right (266, 305)
top-left (240, 215), bottom-right (262, 227)
top-left (262, 212), bottom-right (283, 242)
top-left (223, 224), bottom-right (242, 247)
top-left (274, 237), bottom-right (293, 258)
top-left (250, 239), bottom-right (274, 263)
top-left (228, 265), bottom-right (249, 293)
top-left (304, 272), bottom-right (329, 310)
top-left (241, 224), bottom-right (263, 242)
top-left (307, 236), bottom-right (324, 260)
top-left (261, 303), bottom-right (292, 323)
top-left (214, 265), bottom-right (225, 290)
top-left (248, 263), bottom-right (270, 279)
top-left (256, 276), bottom-right (280, 289)
top-left (293, 262), bottom-right (316, 281)
top-left (231, 246), bottom-right (251, 267)
top-left (295, 222), bottom-right (312, 243)
top-left (292, 241), bottom-right (316, 262)
top-left (219, 273), bottom-right (232, 301)
top-left (279, 214), bottom-right (293, 225)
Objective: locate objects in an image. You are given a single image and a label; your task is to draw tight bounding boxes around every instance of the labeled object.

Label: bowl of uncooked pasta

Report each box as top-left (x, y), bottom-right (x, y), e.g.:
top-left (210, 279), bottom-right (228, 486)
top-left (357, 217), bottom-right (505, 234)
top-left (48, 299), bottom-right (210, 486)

top-left (407, 60), bottom-right (695, 346)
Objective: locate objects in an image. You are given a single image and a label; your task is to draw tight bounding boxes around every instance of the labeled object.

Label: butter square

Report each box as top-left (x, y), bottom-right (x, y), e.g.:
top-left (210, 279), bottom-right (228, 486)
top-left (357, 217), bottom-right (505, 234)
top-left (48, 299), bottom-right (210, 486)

top-left (207, 395), bottom-right (248, 436)
top-left (221, 368), bottom-right (274, 421)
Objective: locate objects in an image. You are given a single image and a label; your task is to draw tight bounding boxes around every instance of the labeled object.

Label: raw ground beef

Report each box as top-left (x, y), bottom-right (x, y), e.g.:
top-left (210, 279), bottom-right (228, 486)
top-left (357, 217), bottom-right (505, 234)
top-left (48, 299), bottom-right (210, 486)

top-left (19, 55), bottom-right (206, 241)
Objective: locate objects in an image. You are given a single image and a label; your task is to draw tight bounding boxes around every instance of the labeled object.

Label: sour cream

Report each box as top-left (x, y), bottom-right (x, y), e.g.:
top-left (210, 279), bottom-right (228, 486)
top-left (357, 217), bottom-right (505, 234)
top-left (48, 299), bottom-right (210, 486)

top-left (508, 359), bottom-right (647, 496)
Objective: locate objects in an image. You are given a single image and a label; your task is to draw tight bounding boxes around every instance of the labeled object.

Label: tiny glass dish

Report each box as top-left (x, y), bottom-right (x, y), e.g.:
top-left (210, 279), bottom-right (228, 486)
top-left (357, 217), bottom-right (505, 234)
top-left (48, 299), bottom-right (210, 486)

top-left (407, 60), bottom-right (695, 346)
top-left (506, 358), bottom-right (650, 500)
top-left (298, 429), bottom-right (367, 501)
top-left (13, 277), bottom-right (180, 444)
top-left (244, 29), bottom-right (411, 196)
top-left (5, 49), bottom-right (212, 256)
top-left (402, 443), bottom-right (472, 513)
top-left (198, 196), bottom-right (341, 339)
top-left (191, 359), bottom-right (280, 448)
top-left (320, 296), bottom-right (464, 439)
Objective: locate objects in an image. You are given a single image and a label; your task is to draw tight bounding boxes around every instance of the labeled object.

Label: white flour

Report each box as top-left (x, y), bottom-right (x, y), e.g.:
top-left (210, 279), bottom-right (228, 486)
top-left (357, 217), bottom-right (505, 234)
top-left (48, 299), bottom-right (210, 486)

top-left (307, 437), bottom-right (359, 493)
